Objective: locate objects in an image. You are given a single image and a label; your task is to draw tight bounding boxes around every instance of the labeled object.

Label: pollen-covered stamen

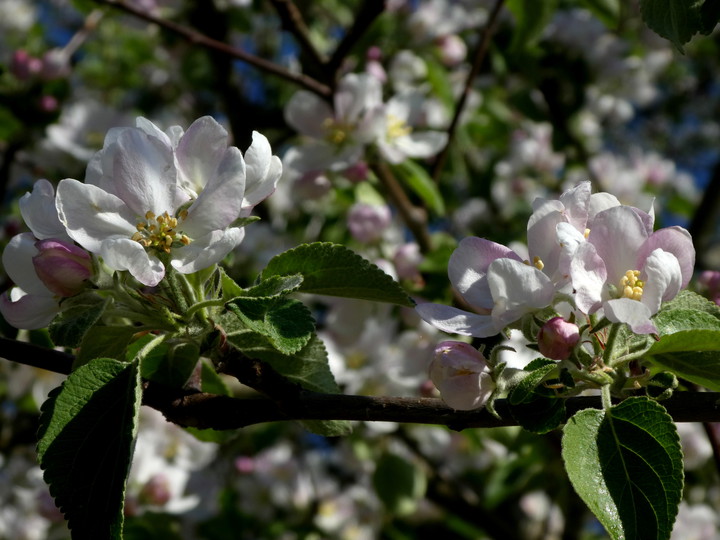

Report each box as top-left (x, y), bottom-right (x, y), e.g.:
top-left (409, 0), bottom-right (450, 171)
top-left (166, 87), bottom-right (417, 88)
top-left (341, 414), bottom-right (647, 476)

top-left (386, 114), bottom-right (412, 139)
top-left (322, 118), bottom-right (354, 145)
top-left (523, 256), bottom-right (545, 271)
top-left (619, 269), bottom-right (644, 300)
top-left (583, 228), bottom-right (590, 239)
top-left (132, 210), bottom-right (191, 253)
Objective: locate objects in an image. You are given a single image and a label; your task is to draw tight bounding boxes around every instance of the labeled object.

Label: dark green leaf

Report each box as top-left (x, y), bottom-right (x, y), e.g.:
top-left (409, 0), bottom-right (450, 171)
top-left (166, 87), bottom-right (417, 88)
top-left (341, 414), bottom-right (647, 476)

top-left (562, 397), bottom-right (683, 540)
top-left (37, 358), bottom-right (142, 539)
top-left (389, 160), bottom-right (446, 216)
top-left (227, 296), bottom-right (315, 355)
top-left (577, 0), bottom-right (620, 27)
top-left (640, 0), bottom-right (707, 51)
top-left (49, 296), bottom-right (111, 347)
top-left (140, 340), bottom-right (200, 389)
top-left (260, 243), bottom-right (414, 306)
top-left (372, 452), bottom-right (427, 515)
top-left (508, 358), bottom-right (557, 405)
top-left (506, 0), bottom-right (559, 52)
top-left (508, 386), bottom-right (566, 434)
top-left (75, 326), bottom-right (137, 369)
top-left (242, 274), bottom-right (304, 299)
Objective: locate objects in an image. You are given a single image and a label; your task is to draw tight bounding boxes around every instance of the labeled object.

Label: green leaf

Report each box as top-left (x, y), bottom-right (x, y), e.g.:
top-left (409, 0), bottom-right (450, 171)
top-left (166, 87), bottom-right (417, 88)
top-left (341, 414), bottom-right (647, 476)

top-left (226, 331), bottom-right (351, 436)
top-left (227, 296), bottom-right (315, 355)
top-left (508, 386), bottom-right (566, 434)
top-left (49, 296), bottom-right (111, 347)
top-left (506, 0), bottom-right (559, 52)
top-left (373, 452), bottom-right (427, 515)
top-left (242, 274), bottom-right (304, 299)
top-left (140, 340), bottom-right (200, 389)
top-left (508, 358), bottom-right (557, 405)
top-left (37, 358), bottom-right (142, 539)
top-left (562, 397), bottom-right (683, 540)
top-left (639, 0), bottom-right (713, 51)
top-left (199, 358), bottom-right (231, 396)
top-left (75, 326), bottom-right (137, 369)
top-left (260, 243), bottom-right (414, 306)
top-left (389, 159), bottom-right (446, 216)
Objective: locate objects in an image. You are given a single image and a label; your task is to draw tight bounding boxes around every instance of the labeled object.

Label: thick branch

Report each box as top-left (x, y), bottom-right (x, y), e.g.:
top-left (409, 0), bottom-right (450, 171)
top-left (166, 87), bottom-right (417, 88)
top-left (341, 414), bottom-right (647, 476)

top-left (92, 0), bottom-right (332, 97)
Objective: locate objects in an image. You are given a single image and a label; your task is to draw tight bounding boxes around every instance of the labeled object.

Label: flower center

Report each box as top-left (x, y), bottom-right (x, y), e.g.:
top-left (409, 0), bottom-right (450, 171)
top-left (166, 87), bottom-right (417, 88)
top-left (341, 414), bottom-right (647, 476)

top-left (323, 118), bottom-right (354, 145)
top-left (619, 269), bottom-right (644, 300)
top-left (386, 114), bottom-right (412, 139)
top-left (131, 210), bottom-right (190, 254)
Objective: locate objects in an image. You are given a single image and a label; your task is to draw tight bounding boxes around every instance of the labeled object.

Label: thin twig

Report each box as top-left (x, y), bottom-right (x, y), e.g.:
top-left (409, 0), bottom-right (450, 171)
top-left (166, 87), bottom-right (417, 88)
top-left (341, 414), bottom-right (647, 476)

top-left (326, 0), bottom-right (386, 78)
top-left (270, 0), bottom-right (328, 69)
top-left (92, 0), bottom-right (332, 97)
top-left (431, 0), bottom-right (505, 181)
top-left (371, 160), bottom-right (432, 253)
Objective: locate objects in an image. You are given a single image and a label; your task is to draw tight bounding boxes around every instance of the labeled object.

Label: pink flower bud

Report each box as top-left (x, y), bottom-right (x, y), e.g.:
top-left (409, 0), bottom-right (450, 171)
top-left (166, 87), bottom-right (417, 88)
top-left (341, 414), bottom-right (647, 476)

top-left (39, 95), bottom-right (59, 113)
top-left (343, 161), bottom-right (369, 183)
top-left (294, 171), bottom-right (332, 199)
top-left (537, 317), bottom-right (580, 360)
top-left (139, 474), bottom-right (172, 506)
top-left (436, 34), bottom-right (467, 67)
top-left (429, 341), bottom-right (494, 410)
top-left (32, 239), bottom-right (93, 297)
top-left (10, 50), bottom-right (42, 81)
top-left (393, 242), bottom-right (423, 281)
top-left (347, 203), bottom-right (392, 244)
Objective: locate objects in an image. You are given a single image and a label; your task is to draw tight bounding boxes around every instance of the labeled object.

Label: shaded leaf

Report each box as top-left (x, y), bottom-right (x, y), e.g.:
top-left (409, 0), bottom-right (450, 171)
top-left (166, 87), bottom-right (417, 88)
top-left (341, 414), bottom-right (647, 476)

top-left (49, 296), bottom-right (110, 348)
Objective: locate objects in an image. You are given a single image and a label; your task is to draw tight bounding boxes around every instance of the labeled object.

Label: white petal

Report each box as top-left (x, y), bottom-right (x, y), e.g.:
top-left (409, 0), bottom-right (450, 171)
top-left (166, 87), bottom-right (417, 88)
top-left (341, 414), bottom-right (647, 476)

top-left (183, 147), bottom-right (245, 237)
top-left (243, 132), bottom-right (280, 209)
top-left (570, 242), bottom-right (607, 314)
top-left (436, 372), bottom-right (493, 410)
top-left (112, 129), bottom-right (177, 216)
top-left (0, 288), bottom-right (59, 330)
top-left (637, 226), bottom-right (695, 288)
top-left (175, 116), bottom-right (229, 193)
top-left (170, 227), bottom-right (245, 274)
top-left (605, 298), bottom-right (657, 334)
top-left (335, 73), bottom-right (382, 122)
top-left (487, 258), bottom-right (555, 327)
top-left (559, 181), bottom-right (591, 231)
top-left (136, 117), bottom-right (173, 147)
top-left (391, 131), bottom-right (447, 160)
top-left (19, 179), bottom-right (69, 241)
top-left (100, 238), bottom-right (165, 287)
top-left (2, 233), bottom-right (48, 295)
top-left (284, 91), bottom-right (333, 138)
top-left (56, 179), bottom-right (136, 253)
top-left (587, 206), bottom-right (647, 283)
top-left (587, 192), bottom-right (620, 219)
top-left (415, 303), bottom-right (501, 337)
top-left (641, 249), bottom-right (682, 314)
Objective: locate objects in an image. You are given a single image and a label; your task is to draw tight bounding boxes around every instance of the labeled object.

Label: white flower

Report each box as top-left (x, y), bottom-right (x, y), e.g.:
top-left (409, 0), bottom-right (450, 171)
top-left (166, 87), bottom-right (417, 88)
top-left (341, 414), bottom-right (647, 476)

top-left (55, 116), bottom-right (280, 287)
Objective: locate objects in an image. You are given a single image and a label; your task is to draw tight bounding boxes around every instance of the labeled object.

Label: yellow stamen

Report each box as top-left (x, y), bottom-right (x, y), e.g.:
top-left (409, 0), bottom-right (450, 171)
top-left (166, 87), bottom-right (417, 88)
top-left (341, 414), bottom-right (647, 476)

top-left (133, 208), bottom-right (191, 253)
top-left (619, 269), bottom-right (644, 300)
top-left (386, 114), bottom-right (412, 139)
top-left (584, 228), bottom-right (590, 239)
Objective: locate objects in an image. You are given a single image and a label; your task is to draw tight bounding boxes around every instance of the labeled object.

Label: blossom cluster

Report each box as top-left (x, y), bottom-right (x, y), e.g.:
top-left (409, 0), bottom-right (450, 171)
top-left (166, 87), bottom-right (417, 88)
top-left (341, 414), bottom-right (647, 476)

top-left (418, 181), bottom-right (696, 409)
top-left (0, 116), bottom-right (281, 329)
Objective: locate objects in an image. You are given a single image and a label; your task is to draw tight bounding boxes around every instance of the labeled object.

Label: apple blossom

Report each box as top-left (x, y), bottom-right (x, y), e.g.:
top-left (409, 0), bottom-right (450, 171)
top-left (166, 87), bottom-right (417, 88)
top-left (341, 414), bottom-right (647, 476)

top-left (429, 341), bottom-right (494, 410)
top-left (347, 203), bottom-right (392, 244)
top-left (32, 239), bottom-right (92, 297)
top-left (569, 204), bottom-right (695, 334)
top-left (55, 116), bottom-right (280, 287)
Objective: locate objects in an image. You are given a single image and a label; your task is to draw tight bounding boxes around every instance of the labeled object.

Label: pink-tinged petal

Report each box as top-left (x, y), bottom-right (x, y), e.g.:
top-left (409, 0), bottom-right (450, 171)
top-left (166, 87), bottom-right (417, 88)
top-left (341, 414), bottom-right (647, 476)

top-left (605, 298), bottom-right (657, 334)
top-left (415, 303), bottom-right (501, 337)
top-left (175, 116), bottom-right (229, 193)
top-left (99, 238), bottom-right (165, 287)
top-left (641, 249), bottom-right (682, 315)
top-left (587, 192), bottom-right (620, 220)
top-left (631, 207), bottom-right (655, 237)
top-left (56, 179), bottom-right (136, 253)
top-left (19, 179), bottom-right (69, 241)
top-left (112, 129), bottom-right (177, 216)
top-left (487, 258), bottom-right (555, 327)
top-left (183, 147), bottom-right (245, 237)
top-left (448, 237), bottom-right (522, 310)
top-left (284, 90), bottom-right (334, 138)
top-left (170, 227), bottom-right (245, 274)
top-left (587, 206), bottom-right (647, 283)
top-left (559, 181), bottom-right (591, 231)
top-left (2, 233), bottom-right (48, 295)
top-left (0, 288), bottom-right (59, 330)
top-left (570, 242), bottom-right (606, 314)
top-left (243, 132), bottom-right (281, 210)
top-left (33, 239), bottom-right (92, 297)
top-left (637, 227), bottom-right (695, 288)
top-left (556, 222), bottom-right (587, 282)
top-left (527, 209), bottom-right (564, 278)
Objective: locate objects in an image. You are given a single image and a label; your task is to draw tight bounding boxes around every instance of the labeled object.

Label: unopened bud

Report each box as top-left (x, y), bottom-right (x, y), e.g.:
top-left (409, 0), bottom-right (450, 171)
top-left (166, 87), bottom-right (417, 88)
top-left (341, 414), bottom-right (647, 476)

top-left (429, 341), bottom-right (494, 410)
top-left (537, 317), bottom-right (580, 360)
top-left (138, 474), bottom-right (172, 506)
top-left (10, 50), bottom-right (42, 80)
top-left (436, 34), bottom-right (467, 67)
top-left (32, 239), bottom-right (92, 297)
top-left (347, 203), bottom-right (392, 244)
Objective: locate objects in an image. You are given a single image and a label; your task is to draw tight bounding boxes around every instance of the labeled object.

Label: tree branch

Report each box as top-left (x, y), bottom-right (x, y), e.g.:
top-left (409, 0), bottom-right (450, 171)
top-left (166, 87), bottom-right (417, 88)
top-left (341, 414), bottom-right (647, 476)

top-left (326, 0), bottom-right (386, 78)
top-left (270, 0), bottom-right (328, 70)
top-left (92, 0), bottom-right (332, 97)
top-left (431, 0), bottom-right (505, 181)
